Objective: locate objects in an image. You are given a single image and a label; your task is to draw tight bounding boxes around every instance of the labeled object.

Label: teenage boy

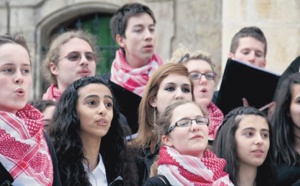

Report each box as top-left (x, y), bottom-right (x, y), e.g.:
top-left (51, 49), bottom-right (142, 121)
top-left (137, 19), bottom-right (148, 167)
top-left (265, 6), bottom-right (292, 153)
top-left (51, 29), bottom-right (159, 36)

top-left (228, 26), bottom-right (267, 68)
top-left (103, 3), bottom-right (162, 134)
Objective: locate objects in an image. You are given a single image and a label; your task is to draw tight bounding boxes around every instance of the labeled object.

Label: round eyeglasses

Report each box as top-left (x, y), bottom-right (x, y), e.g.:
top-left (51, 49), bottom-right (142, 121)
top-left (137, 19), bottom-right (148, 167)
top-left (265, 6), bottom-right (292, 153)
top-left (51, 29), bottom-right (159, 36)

top-left (165, 116), bottom-right (209, 135)
top-left (58, 51), bottom-right (96, 62)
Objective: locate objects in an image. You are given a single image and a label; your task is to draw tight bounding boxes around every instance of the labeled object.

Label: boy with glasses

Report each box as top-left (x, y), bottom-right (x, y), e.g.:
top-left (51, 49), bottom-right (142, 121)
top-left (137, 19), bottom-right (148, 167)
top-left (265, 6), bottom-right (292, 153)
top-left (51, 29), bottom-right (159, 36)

top-left (42, 30), bottom-right (98, 101)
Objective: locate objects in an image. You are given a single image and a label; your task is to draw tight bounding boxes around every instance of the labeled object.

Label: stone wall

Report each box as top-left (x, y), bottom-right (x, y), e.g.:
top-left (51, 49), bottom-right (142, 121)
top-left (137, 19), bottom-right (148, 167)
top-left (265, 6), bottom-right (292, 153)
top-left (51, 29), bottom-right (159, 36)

top-left (0, 0), bottom-right (299, 98)
top-left (223, 0), bottom-right (300, 75)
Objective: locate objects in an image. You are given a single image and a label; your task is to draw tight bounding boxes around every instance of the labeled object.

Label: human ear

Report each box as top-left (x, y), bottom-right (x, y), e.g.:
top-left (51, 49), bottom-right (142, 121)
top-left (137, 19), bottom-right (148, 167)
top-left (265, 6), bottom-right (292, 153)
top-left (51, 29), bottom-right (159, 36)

top-left (149, 97), bottom-right (157, 108)
top-left (161, 135), bottom-right (173, 146)
top-left (228, 52), bottom-right (234, 59)
top-left (50, 62), bottom-right (58, 76)
top-left (116, 34), bottom-right (125, 48)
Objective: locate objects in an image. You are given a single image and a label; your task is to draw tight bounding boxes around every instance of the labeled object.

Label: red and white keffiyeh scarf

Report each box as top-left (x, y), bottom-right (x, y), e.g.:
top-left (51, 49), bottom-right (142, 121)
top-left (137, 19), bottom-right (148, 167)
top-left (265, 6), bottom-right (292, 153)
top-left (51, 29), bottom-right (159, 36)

top-left (207, 102), bottom-right (224, 141)
top-left (42, 83), bottom-right (62, 102)
top-left (110, 49), bottom-right (163, 96)
top-left (0, 104), bottom-right (53, 185)
top-left (158, 146), bottom-right (233, 186)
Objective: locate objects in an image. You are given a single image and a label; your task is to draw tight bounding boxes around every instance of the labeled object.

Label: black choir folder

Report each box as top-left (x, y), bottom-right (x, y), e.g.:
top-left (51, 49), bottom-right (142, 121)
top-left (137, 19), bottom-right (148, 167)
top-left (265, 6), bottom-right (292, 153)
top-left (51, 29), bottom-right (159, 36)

top-left (216, 58), bottom-right (280, 115)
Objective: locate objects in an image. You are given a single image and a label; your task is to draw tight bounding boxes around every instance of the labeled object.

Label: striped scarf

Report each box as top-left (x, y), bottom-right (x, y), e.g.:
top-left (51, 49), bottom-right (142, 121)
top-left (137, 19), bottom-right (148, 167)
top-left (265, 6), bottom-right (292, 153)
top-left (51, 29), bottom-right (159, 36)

top-left (0, 104), bottom-right (53, 185)
top-left (158, 146), bottom-right (233, 186)
top-left (42, 83), bottom-right (62, 102)
top-left (207, 102), bottom-right (224, 141)
top-left (110, 49), bottom-right (163, 96)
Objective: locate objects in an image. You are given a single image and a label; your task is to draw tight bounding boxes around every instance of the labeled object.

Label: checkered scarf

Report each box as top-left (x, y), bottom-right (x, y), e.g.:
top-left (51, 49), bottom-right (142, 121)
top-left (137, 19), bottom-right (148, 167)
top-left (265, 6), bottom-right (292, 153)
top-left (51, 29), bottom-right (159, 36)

top-left (42, 83), bottom-right (62, 102)
top-left (207, 102), bottom-right (224, 141)
top-left (158, 146), bottom-right (233, 186)
top-left (0, 104), bottom-right (53, 185)
top-left (111, 49), bottom-right (163, 96)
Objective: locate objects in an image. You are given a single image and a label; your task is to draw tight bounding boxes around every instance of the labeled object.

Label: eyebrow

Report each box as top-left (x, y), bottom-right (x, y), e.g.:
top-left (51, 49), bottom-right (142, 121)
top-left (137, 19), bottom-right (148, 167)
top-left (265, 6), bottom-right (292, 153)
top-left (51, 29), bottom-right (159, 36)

top-left (165, 82), bottom-right (191, 86)
top-left (1, 63), bottom-right (31, 66)
top-left (84, 94), bottom-right (113, 101)
top-left (133, 23), bottom-right (155, 28)
top-left (241, 127), bottom-right (269, 132)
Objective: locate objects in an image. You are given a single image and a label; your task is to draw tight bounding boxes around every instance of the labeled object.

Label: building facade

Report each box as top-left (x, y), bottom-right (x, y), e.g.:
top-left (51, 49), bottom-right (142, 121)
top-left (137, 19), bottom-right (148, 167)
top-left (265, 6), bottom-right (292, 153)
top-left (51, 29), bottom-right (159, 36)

top-left (0, 0), bottom-right (299, 98)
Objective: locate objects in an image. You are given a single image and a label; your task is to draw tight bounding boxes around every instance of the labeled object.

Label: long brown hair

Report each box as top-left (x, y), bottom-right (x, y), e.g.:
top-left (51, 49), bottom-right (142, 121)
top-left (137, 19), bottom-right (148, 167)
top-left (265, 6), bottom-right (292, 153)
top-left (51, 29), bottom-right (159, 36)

top-left (134, 63), bottom-right (194, 153)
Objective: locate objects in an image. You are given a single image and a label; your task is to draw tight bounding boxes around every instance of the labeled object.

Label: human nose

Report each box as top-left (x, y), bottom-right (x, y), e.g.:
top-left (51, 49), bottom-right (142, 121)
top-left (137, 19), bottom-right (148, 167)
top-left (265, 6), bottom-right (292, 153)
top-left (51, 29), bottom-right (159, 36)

top-left (79, 54), bottom-right (89, 66)
top-left (144, 28), bottom-right (153, 41)
top-left (247, 52), bottom-right (256, 63)
top-left (198, 74), bottom-right (207, 85)
top-left (254, 134), bottom-right (263, 145)
top-left (14, 70), bottom-right (24, 84)
top-left (98, 102), bottom-right (107, 116)
top-left (175, 89), bottom-right (184, 100)
top-left (190, 120), bottom-right (200, 131)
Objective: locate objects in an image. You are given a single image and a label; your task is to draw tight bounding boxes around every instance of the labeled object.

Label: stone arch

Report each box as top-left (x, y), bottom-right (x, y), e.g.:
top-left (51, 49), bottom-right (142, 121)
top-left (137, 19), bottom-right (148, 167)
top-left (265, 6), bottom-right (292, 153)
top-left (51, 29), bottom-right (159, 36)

top-left (33, 2), bottom-right (120, 98)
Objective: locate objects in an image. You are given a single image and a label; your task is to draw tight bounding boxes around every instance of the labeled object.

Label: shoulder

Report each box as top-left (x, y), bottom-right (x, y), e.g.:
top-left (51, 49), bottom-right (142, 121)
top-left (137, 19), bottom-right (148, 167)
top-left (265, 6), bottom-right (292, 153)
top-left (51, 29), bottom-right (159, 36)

top-left (277, 164), bottom-right (300, 186)
top-left (143, 175), bottom-right (171, 186)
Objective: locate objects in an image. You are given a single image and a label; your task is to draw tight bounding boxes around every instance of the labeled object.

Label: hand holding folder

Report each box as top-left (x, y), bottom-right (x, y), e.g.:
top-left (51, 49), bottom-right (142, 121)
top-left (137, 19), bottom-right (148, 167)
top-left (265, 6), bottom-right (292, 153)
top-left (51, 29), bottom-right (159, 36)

top-left (216, 58), bottom-right (280, 115)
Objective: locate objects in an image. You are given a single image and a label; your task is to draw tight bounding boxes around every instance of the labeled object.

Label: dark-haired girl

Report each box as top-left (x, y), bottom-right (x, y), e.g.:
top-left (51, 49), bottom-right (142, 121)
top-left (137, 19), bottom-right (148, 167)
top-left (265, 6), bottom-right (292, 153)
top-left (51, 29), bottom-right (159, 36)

top-left (49, 76), bottom-right (138, 186)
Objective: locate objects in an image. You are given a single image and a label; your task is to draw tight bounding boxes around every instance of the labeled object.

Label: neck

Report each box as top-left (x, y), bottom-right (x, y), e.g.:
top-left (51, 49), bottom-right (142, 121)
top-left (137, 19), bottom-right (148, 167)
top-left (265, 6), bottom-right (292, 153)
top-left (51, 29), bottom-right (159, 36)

top-left (56, 82), bottom-right (67, 93)
top-left (124, 53), bottom-right (150, 68)
top-left (81, 134), bottom-right (101, 171)
top-left (238, 164), bottom-right (257, 186)
top-left (294, 126), bottom-right (300, 154)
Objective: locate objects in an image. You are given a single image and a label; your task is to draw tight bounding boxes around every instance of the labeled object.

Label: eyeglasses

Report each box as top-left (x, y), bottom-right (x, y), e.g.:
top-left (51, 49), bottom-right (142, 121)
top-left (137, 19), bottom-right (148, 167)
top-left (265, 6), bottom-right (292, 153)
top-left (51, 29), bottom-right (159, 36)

top-left (189, 72), bottom-right (216, 81)
top-left (165, 116), bottom-right (209, 135)
top-left (58, 51), bottom-right (96, 62)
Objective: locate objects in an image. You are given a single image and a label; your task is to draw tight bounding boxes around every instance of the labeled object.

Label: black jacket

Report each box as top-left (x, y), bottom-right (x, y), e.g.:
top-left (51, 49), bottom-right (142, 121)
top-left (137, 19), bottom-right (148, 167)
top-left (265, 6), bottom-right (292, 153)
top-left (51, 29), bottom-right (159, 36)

top-left (102, 73), bottom-right (141, 134)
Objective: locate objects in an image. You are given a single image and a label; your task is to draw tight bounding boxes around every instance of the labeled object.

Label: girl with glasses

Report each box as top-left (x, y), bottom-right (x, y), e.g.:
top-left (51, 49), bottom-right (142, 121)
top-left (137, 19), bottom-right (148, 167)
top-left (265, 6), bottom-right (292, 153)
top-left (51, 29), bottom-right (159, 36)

top-left (171, 44), bottom-right (223, 146)
top-left (213, 106), bottom-right (276, 186)
top-left (132, 63), bottom-right (194, 183)
top-left (143, 100), bottom-right (233, 185)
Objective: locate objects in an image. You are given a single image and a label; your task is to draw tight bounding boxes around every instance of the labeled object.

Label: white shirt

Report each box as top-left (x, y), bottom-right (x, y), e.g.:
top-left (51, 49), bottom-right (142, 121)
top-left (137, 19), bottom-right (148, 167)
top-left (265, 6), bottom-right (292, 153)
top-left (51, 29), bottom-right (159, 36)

top-left (83, 154), bottom-right (107, 186)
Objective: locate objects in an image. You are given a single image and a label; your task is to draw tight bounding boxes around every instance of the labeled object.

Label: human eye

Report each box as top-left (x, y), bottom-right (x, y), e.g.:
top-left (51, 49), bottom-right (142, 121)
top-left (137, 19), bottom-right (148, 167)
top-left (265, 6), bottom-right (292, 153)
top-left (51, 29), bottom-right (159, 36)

top-left (241, 50), bottom-right (250, 55)
top-left (182, 86), bottom-right (191, 93)
top-left (149, 27), bottom-right (155, 33)
top-left (255, 51), bottom-right (263, 57)
top-left (22, 67), bottom-right (31, 75)
top-left (195, 118), bottom-right (207, 125)
top-left (244, 131), bottom-right (253, 137)
top-left (261, 132), bottom-right (269, 139)
top-left (87, 99), bottom-right (99, 107)
top-left (177, 119), bottom-right (190, 127)
top-left (85, 53), bottom-right (95, 61)
top-left (164, 86), bottom-right (175, 92)
top-left (3, 68), bottom-right (14, 73)
top-left (189, 72), bottom-right (200, 80)
top-left (205, 72), bottom-right (215, 80)
top-left (104, 100), bottom-right (113, 109)
top-left (67, 52), bottom-right (80, 61)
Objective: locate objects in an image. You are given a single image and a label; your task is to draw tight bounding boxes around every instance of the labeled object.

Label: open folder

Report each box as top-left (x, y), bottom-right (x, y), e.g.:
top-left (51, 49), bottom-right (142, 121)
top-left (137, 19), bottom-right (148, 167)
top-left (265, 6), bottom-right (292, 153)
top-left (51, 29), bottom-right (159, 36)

top-left (216, 58), bottom-right (280, 115)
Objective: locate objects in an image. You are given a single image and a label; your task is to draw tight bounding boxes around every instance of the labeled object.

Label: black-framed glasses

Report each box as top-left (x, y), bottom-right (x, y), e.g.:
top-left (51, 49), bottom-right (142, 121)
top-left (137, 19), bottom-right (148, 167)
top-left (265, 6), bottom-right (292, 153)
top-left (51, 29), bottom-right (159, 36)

top-left (58, 51), bottom-right (96, 62)
top-left (189, 72), bottom-right (216, 81)
top-left (165, 116), bottom-right (209, 135)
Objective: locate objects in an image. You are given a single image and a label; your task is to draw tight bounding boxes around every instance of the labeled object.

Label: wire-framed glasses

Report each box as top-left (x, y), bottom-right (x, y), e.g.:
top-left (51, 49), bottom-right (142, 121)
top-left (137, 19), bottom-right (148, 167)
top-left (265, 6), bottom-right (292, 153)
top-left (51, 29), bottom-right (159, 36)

top-left (58, 51), bottom-right (96, 62)
top-left (165, 116), bottom-right (209, 135)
